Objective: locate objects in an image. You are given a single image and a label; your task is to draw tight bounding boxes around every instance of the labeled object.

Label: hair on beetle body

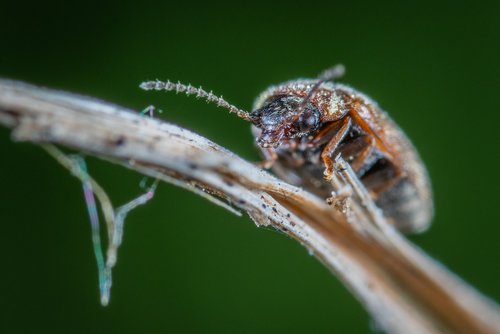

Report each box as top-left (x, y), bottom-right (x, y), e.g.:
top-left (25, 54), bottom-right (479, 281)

top-left (141, 65), bottom-right (433, 233)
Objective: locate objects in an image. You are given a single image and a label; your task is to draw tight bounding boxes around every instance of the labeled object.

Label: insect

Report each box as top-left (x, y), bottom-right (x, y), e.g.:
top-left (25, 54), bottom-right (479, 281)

top-left (140, 65), bottom-right (433, 233)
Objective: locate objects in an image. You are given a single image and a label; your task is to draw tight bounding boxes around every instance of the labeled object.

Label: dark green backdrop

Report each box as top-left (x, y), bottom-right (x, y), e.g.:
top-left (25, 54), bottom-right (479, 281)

top-left (1, 1), bottom-right (499, 333)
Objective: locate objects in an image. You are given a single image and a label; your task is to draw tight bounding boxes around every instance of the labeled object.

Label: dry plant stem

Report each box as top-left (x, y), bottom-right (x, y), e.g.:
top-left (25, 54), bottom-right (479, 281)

top-left (0, 79), bottom-right (499, 334)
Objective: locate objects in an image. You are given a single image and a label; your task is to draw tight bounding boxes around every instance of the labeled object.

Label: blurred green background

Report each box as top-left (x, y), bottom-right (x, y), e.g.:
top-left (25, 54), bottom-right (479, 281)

top-left (1, 1), bottom-right (499, 333)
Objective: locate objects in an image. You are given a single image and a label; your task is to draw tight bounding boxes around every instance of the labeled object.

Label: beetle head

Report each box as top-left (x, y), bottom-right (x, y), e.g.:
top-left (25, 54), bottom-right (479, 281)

top-left (250, 95), bottom-right (321, 148)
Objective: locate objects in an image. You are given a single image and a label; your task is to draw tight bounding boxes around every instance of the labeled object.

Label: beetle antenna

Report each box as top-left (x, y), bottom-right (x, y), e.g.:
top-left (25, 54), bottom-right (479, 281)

top-left (297, 64), bottom-right (345, 115)
top-left (140, 80), bottom-right (252, 121)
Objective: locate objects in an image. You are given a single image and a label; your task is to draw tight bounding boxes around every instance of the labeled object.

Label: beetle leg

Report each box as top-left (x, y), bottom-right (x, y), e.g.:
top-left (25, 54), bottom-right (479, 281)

top-left (257, 148), bottom-right (278, 169)
top-left (349, 136), bottom-right (376, 175)
top-left (252, 124), bottom-right (278, 169)
top-left (321, 116), bottom-right (352, 180)
top-left (326, 136), bottom-right (374, 212)
top-left (333, 155), bottom-right (387, 228)
top-left (307, 121), bottom-right (343, 147)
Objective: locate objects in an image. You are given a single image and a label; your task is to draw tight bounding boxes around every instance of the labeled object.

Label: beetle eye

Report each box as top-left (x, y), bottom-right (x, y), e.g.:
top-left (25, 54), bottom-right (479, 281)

top-left (296, 108), bottom-right (320, 134)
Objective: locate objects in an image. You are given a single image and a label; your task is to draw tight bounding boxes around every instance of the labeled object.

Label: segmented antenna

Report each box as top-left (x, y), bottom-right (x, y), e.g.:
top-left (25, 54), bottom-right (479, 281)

top-left (296, 64), bottom-right (346, 116)
top-left (140, 80), bottom-right (252, 121)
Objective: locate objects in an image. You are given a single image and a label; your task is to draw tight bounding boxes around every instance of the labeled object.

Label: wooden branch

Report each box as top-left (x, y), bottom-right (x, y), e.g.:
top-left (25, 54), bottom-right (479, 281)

top-left (0, 79), bottom-right (498, 334)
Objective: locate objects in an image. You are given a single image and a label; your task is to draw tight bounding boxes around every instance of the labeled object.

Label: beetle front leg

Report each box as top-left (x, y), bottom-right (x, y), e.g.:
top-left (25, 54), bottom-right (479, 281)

top-left (321, 116), bottom-right (352, 180)
top-left (258, 148), bottom-right (278, 169)
top-left (252, 124), bottom-right (278, 169)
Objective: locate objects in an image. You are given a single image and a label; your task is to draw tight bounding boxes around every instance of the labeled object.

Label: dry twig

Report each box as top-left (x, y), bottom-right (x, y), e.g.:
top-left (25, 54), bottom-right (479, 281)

top-left (0, 79), bottom-right (499, 334)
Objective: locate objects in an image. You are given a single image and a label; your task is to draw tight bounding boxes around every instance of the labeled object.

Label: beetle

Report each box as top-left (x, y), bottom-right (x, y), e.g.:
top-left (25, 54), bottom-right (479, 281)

top-left (140, 65), bottom-right (434, 233)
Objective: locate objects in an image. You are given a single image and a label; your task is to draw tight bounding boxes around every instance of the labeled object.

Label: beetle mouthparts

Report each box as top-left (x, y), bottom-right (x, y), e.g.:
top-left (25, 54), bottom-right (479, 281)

top-left (257, 129), bottom-right (284, 148)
